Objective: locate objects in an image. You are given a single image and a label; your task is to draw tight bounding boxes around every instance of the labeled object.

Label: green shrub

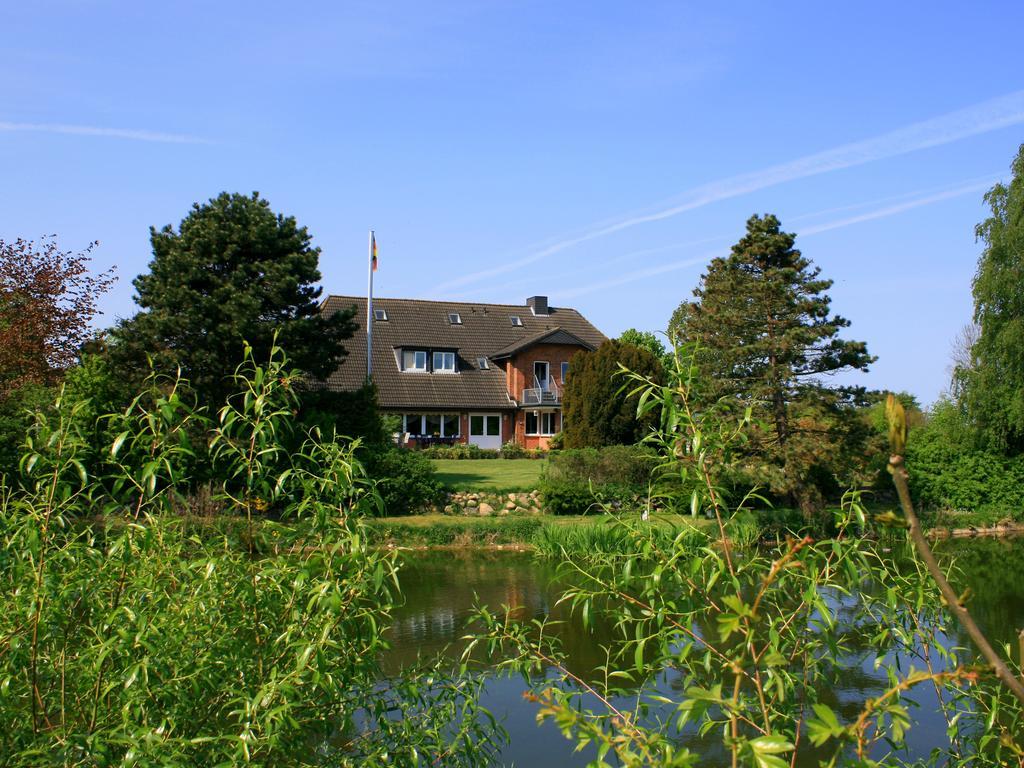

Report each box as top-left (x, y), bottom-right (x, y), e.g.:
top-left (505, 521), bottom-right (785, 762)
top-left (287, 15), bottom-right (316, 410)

top-left (420, 443), bottom-right (500, 460)
top-left (499, 441), bottom-right (527, 459)
top-left (363, 447), bottom-right (445, 515)
top-left (906, 429), bottom-right (1024, 514)
top-left (0, 343), bottom-right (496, 765)
top-left (544, 445), bottom-right (657, 487)
top-left (297, 382), bottom-right (389, 446)
top-left (0, 382), bottom-right (53, 478)
top-left (749, 507), bottom-right (807, 539)
top-left (541, 480), bottom-right (638, 516)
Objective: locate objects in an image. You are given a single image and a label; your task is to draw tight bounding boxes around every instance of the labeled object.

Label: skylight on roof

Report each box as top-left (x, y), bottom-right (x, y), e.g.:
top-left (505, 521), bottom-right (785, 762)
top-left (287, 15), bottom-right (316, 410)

top-left (448, 312), bottom-right (462, 325)
top-left (510, 315), bottom-right (523, 327)
top-left (374, 308), bottom-right (387, 321)
top-left (477, 357), bottom-right (489, 370)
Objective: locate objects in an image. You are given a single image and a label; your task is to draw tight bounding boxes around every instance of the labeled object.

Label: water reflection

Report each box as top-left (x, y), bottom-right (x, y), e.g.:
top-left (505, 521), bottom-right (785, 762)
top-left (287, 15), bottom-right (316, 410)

top-left (383, 538), bottom-right (1024, 766)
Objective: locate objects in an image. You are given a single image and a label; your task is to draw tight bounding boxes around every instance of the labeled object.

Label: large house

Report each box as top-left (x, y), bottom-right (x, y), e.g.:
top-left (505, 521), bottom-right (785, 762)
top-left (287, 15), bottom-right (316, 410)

top-left (320, 295), bottom-right (607, 449)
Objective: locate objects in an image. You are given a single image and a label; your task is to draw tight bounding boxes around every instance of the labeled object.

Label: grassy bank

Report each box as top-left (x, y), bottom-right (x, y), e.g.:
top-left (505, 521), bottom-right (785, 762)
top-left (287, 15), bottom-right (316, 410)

top-left (431, 458), bottom-right (545, 491)
top-left (364, 512), bottom-right (714, 550)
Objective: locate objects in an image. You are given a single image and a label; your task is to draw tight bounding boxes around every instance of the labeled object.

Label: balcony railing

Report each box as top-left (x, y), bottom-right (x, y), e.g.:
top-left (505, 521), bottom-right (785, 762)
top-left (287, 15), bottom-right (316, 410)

top-left (522, 376), bottom-right (560, 406)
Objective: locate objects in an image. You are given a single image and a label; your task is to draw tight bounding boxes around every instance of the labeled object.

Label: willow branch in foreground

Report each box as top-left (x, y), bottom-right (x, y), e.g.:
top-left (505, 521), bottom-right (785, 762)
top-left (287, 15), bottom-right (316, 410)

top-left (885, 392), bottom-right (1024, 707)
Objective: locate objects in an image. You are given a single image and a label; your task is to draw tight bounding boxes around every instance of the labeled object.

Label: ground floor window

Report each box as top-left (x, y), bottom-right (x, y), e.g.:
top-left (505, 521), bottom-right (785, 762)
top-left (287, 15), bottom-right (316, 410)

top-left (525, 410), bottom-right (559, 436)
top-left (470, 415), bottom-right (500, 436)
top-left (404, 413), bottom-right (460, 437)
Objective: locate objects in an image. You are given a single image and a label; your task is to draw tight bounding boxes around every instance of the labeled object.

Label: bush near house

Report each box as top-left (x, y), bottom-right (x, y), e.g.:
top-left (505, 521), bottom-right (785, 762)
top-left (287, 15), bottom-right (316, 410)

top-left (543, 445), bottom-right (658, 487)
top-left (421, 444), bottom-right (501, 459)
top-left (539, 446), bottom-right (660, 516)
top-left (364, 447), bottom-right (445, 516)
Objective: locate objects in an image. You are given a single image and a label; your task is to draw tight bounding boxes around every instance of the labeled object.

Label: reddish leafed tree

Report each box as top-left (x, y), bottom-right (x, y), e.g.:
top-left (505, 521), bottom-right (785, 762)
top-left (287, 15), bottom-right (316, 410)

top-left (0, 236), bottom-right (115, 398)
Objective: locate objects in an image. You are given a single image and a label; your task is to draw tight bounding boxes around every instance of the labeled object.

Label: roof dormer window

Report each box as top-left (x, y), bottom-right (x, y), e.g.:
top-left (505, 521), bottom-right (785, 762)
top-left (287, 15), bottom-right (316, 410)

top-left (374, 308), bottom-right (388, 321)
top-left (510, 315), bottom-right (523, 327)
top-left (402, 349), bottom-right (427, 371)
top-left (433, 351), bottom-right (457, 373)
top-left (448, 312), bottom-right (462, 325)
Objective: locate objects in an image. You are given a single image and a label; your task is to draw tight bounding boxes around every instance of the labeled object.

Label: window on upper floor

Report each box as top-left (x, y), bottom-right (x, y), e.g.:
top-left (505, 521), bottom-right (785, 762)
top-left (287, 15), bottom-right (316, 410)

top-left (374, 308), bottom-right (388, 321)
top-left (561, 361), bottom-right (570, 383)
top-left (510, 315), bottom-right (523, 327)
top-left (402, 349), bottom-right (427, 371)
top-left (433, 351), bottom-right (457, 373)
top-left (448, 312), bottom-right (462, 325)
top-left (477, 357), bottom-right (489, 370)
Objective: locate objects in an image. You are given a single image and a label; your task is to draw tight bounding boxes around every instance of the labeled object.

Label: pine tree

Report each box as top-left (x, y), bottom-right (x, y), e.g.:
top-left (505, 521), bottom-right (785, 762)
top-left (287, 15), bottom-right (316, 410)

top-left (670, 214), bottom-right (874, 516)
top-left (963, 144), bottom-right (1024, 454)
top-left (111, 192), bottom-right (355, 407)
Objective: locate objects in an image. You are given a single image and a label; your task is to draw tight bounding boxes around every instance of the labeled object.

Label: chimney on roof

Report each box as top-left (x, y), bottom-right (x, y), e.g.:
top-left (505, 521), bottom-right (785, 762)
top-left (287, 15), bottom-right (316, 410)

top-left (527, 295), bottom-right (548, 316)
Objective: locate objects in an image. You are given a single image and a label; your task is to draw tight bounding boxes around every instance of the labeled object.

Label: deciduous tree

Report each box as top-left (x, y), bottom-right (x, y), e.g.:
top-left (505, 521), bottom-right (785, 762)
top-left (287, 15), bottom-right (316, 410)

top-left (616, 328), bottom-right (667, 364)
top-left (670, 214), bottom-right (874, 516)
top-left (963, 144), bottom-right (1024, 453)
top-left (0, 236), bottom-right (114, 399)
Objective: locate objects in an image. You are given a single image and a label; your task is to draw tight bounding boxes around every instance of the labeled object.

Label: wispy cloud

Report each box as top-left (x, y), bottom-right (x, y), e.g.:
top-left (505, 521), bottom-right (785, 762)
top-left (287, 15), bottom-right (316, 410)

top-left (436, 89), bottom-right (1024, 294)
top-left (442, 233), bottom-right (730, 300)
top-left (0, 121), bottom-right (210, 144)
top-left (799, 177), bottom-right (997, 236)
top-left (558, 175), bottom-right (998, 300)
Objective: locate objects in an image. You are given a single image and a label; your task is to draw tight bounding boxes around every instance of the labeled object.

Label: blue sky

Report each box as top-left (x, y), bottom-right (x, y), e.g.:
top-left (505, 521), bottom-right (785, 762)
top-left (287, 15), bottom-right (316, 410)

top-left (3, 1), bottom-right (1023, 405)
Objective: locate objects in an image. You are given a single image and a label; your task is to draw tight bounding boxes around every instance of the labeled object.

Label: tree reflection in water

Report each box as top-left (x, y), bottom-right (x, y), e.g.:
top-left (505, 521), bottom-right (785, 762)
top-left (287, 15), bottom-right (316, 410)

top-left (383, 538), bottom-right (1024, 767)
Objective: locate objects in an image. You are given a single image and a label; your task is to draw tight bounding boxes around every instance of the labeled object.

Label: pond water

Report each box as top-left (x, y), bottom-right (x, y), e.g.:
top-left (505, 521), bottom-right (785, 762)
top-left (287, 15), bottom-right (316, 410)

top-left (383, 537), bottom-right (1024, 766)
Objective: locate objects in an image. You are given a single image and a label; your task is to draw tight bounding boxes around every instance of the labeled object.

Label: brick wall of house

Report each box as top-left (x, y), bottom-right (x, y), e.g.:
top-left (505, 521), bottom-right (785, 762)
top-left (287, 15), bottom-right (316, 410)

top-left (506, 343), bottom-right (584, 400)
top-left (390, 344), bottom-right (589, 450)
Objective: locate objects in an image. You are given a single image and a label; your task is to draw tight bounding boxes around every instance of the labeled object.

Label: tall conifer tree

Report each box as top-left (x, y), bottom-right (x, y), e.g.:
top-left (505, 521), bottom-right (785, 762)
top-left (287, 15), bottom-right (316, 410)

top-left (562, 341), bottom-right (663, 448)
top-left (670, 214), bottom-right (874, 516)
top-left (112, 192), bottom-right (355, 407)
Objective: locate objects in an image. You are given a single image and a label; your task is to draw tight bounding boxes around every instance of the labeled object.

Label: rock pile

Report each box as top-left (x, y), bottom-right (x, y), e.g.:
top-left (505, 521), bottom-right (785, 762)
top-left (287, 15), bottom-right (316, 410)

top-left (442, 490), bottom-right (543, 516)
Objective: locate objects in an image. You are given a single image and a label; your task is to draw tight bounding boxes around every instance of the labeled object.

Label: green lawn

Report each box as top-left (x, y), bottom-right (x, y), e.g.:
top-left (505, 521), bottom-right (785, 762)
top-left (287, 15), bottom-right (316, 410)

top-left (430, 458), bottom-right (545, 491)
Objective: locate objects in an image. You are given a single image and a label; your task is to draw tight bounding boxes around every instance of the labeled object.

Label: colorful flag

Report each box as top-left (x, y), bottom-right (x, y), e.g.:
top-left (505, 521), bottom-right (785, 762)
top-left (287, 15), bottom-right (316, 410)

top-left (371, 232), bottom-right (378, 272)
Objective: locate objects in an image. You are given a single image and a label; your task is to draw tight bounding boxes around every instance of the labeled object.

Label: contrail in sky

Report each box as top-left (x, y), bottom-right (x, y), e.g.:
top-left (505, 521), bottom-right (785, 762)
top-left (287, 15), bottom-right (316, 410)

top-left (435, 89), bottom-right (1024, 294)
top-left (799, 177), bottom-right (997, 236)
top-left (557, 175), bottom-right (999, 300)
top-left (0, 121), bottom-right (209, 144)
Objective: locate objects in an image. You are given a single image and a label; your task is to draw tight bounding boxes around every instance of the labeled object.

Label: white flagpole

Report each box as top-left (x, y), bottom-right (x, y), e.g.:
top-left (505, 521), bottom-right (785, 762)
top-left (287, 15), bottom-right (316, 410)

top-left (366, 230), bottom-right (374, 382)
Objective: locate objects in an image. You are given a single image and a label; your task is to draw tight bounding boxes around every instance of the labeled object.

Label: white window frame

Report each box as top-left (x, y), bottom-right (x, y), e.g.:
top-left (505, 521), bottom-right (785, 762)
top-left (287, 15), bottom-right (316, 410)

top-left (510, 315), bottom-right (523, 327)
top-left (374, 308), bottom-right (388, 321)
top-left (433, 351), bottom-right (457, 373)
top-left (533, 360), bottom-right (550, 390)
top-left (441, 414), bottom-right (460, 437)
top-left (448, 312), bottom-right (462, 324)
top-left (477, 357), bottom-right (489, 370)
top-left (525, 411), bottom-right (538, 436)
top-left (405, 413), bottom-right (460, 437)
top-left (403, 350), bottom-right (428, 371)
top-left (542, 412), bottom-right (558, 435)
top-left (526, 411), bottom-right (558, 436)
top-left (469, 414), bottom-right (500, 439)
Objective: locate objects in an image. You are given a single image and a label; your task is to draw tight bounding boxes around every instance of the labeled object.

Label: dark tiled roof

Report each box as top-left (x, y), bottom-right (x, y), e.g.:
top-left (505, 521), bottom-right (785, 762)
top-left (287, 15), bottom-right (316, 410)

top-left (490, 327), bottom-right (597, 359)
top-left (320, 295), bottom-right (606, 410)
